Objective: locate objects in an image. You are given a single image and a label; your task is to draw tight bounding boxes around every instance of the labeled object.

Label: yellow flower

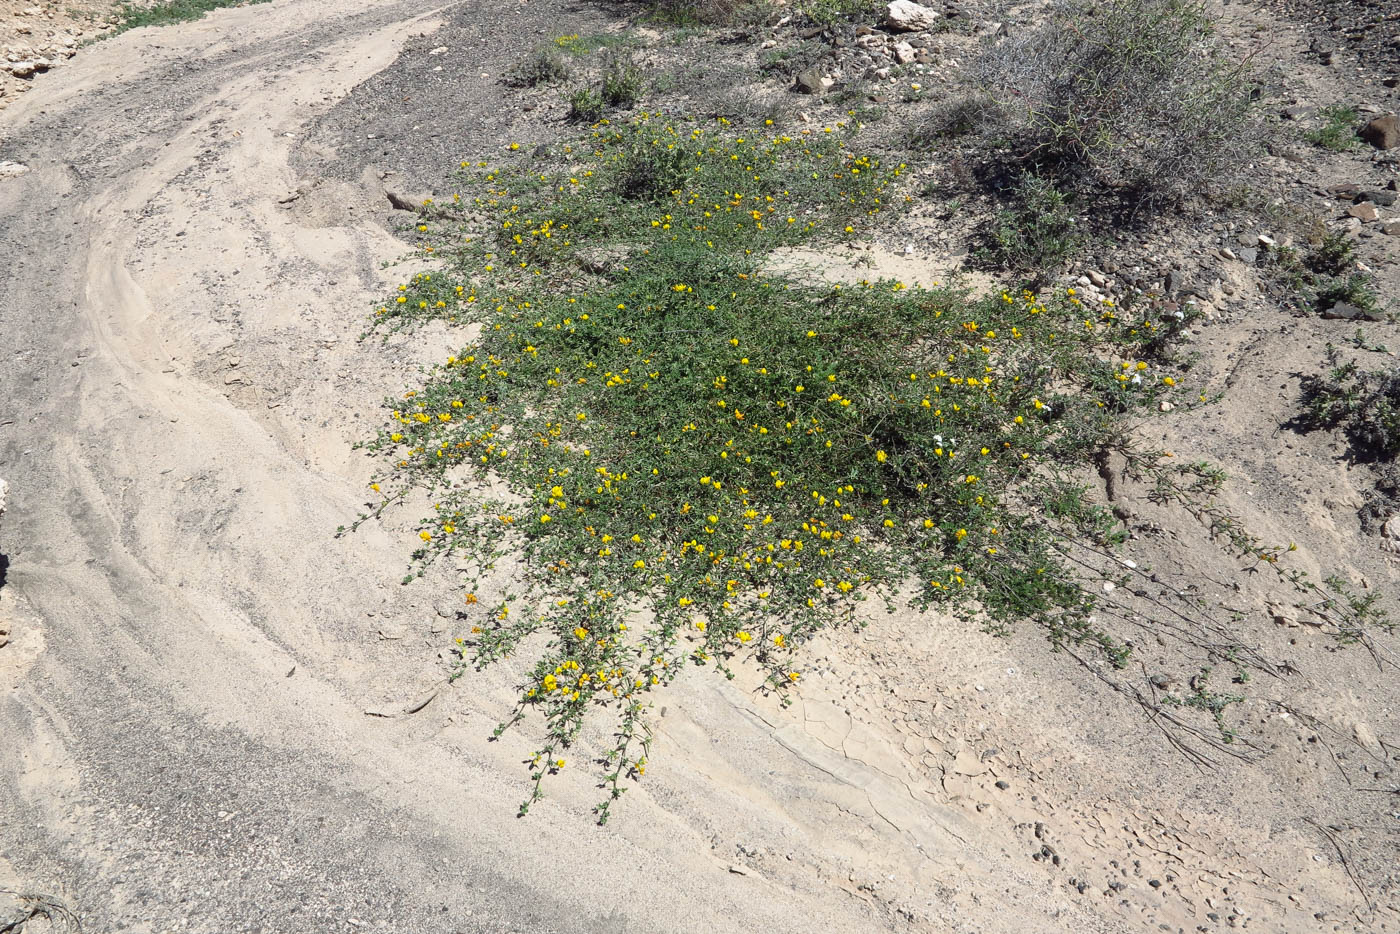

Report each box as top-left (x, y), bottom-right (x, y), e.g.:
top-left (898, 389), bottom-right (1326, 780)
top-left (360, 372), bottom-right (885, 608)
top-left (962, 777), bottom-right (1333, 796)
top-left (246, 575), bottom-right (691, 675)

top-left (876, 450), bottom-right (887, 463)
top-left (419, 531), bottom-right (432, 541)
top-left (574, 627), bottom-right (589, 640)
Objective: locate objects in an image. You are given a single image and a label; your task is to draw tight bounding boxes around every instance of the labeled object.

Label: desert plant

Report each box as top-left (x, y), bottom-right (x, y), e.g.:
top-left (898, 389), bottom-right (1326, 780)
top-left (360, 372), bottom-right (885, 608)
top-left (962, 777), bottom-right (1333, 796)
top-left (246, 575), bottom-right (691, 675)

top-left (799, 0), bottom-right (884, 25)
top-left (1304, 105), bottom-right (1360, 151)
top-left (602, 54), bottom-right (646, 108)
top-left (1266, 232), bottom-right (1381, 316)
top-left (1300, 346), bottom-right (1400, 461)
top-left (506, 46), bottom-right (571, 88)
top-left (759, 40), bottom-right (825, 77)
top-left (983, 173), bottom-right (1085, 270)
top-left (645, 0), bottom-right (746, 25)
top-left (106, 0), bottom-right (267, 35)
top-left (976, 0), bottom-right (1262, 203)
top-left (567, 87), bottom-right (605, 123)
top-left (360, 115), bottom-right (1209, 818)
top-left (908, 93), bottom-right (1003, 147)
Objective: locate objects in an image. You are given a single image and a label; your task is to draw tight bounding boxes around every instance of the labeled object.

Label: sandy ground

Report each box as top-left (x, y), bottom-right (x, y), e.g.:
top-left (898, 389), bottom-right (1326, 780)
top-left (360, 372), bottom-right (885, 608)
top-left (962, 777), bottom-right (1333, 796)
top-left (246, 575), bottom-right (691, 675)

top-left (1, 0), bottom-right (1397, 932)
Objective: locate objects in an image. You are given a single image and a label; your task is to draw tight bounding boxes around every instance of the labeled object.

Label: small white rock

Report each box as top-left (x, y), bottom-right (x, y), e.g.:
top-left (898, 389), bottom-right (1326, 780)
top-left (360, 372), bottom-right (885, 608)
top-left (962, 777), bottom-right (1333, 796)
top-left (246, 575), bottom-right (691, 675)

top-left (886, 0), bottom-right (940, 31)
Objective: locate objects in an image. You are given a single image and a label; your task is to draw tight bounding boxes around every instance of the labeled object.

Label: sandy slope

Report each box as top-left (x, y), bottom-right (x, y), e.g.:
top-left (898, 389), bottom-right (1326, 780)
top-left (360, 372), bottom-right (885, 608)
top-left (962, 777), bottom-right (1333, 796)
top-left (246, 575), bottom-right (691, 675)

top-left (0, 1), bottom-right (1395, 932)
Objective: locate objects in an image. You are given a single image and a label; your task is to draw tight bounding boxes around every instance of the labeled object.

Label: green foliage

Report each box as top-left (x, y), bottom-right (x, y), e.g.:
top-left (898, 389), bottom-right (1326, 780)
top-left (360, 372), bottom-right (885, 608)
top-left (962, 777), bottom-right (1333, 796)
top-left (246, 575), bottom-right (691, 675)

top-left (644, 0), bottom-right (752, 25)
top-left (1267, 233), bottom-right (1381, 316)
top-left (984, 173), bottom-right (1085, 271)
top-left (798, 0), bottom-right (883, 25)
top-left (106, 0), bottom-right (268, 35)
top-left (553, 32), bottom-right (641, 56)
top-left (977, 0), bottom-right (1261, 202)
top-left (1300, 346), bottom-right (1400, 461)
top-left (908, 94), bottom-right (1002, 147)
top-left (507, 46), bottom-right (571, 88)
top-left (602, 54), bottom-right (646, 108)
top-left (759, 41), bottom-right (825, 77)
top-left (359, 115), bottom-right (1198, 817)
top-left (1163, 667), bottom-right (1243, 744)
top-left (567, 87), bottom-right (605, 124)
top-left (1304, 106), bottom-right (1360, 151)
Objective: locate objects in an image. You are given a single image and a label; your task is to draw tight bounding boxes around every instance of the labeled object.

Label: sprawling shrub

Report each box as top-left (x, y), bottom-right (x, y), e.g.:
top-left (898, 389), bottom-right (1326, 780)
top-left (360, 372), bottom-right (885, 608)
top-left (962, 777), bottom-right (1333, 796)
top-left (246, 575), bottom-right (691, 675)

top-left (1301, 349), bottom-right (1400, 462)
top-left (976, 0), bottom-right (1261, 202)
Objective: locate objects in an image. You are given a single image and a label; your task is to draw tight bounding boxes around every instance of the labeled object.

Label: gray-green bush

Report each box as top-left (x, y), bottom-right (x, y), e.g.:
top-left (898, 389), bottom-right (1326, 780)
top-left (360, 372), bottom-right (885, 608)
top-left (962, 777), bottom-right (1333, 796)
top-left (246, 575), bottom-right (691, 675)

top-left (976, 0), bottom-right (1262, 202)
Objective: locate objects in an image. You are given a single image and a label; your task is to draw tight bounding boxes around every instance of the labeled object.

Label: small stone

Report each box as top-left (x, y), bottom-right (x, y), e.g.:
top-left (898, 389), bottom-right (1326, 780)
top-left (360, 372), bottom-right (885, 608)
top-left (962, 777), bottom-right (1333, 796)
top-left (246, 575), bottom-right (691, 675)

top-left (994, 780), bottom-right (1010, 790)
top-left (794, 68), bottom-right (825, 95)
top-left (1352, 721), bottom-right (1382, 755)
top-left (1238, 247), bottom-right (1258, 264)
top-left (1348, 202), bottom-right (1380, 222)
top-left (1158, 401), bottom-right (1173, 412)
top-left (1219, 247), bottom-right (1237, 261)
top-left (0, 161), bottom-right (29, 179)
top-left (1321, 301), bottom-right (1383, 322)
top-left (885, 0), bottom-right (939, 31)
top-left (1384, 220), bottom-right (1400, 237)
top-left (892, 40), bottom-right (916, 64)
top-left (5, 61), bottom-right (36, 78)
top-left (1257, 234), bottom-right (1277, 248)
top-left (1362, 190), bottom-right (1398, 207)
top-left (1086, 268), bottom-right (1107, 287)
top-left (1361, 113), bottom-right (1400, 149)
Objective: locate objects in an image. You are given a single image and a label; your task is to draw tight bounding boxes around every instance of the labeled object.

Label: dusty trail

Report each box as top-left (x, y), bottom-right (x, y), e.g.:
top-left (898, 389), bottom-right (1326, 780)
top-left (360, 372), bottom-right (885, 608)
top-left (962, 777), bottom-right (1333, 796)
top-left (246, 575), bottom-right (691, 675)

top-left (1, 1), bottom-right (1393, 932)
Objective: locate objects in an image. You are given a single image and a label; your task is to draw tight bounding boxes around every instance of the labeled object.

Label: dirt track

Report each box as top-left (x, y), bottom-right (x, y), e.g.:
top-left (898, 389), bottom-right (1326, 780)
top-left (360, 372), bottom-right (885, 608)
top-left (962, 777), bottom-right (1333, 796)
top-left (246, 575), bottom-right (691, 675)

top-left (1, 1), bottom-right (1396, 932)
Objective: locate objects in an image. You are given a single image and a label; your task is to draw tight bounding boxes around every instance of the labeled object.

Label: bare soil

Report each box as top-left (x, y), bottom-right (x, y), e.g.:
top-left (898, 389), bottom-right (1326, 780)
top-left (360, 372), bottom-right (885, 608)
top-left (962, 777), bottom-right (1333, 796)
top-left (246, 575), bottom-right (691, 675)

top-left (1, 0), bottom-right (1397, 932)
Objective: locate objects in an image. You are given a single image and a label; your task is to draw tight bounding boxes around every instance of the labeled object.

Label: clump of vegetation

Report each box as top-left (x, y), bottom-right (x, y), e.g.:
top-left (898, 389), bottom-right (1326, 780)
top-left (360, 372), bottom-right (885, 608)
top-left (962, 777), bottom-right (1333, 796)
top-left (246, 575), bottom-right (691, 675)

top-left (564, 54), bottom-right (645, 124)
top-left (506, 46), bottom-right (571, 88)
top-left (1300, 346), bottom-right (1400, 461)
top-left (1304, 105), bottom-right (1360, 151)
top-left (554, 32), bottom-right (641, 56)
top-left (798, 0), bottom-right (885, 25)
top-left (1267, 232), bottom-right (1381, 316)
top-left (976, 0), bottom-right (1262, 203)
top-left (601, 54), bottom-right (646, 108)
top-left (106, 0), bottom-right (268, 36)
top-left (1164, 667), bottom-right (1244, 744)
top-left (358, 115), bottom-right (1203, 819)
top-left (645, 0), bottom-right (749, 25)
top-left (759, 41), bottom-right (826, 78)
top-left (567, 87), bottom-right (605, 123)
top-left (908, 94), bottom-right (1003, 147)
top-left (982, 173), bottom-right (1086, 271)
